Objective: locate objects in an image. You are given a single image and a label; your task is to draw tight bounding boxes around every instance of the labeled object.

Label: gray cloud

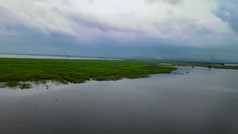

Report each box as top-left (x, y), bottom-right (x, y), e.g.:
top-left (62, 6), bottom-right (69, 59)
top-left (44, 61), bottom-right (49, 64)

top-left (214, 0), bottom-right (238, 32)
top-left (145, 0), bottom-right (183, 5)
top-left (1, 0), bottom-right (238, 61)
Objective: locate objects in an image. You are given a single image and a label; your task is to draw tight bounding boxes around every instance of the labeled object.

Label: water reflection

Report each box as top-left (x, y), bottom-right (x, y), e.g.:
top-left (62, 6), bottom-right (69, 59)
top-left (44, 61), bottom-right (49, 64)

top-left (0, 67), bottom-right (237, 134)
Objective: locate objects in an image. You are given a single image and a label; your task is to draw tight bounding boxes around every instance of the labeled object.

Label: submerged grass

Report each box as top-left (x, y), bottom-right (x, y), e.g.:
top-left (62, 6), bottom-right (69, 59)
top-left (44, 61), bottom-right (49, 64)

top-left (0, 58), bottom-right (177, 88)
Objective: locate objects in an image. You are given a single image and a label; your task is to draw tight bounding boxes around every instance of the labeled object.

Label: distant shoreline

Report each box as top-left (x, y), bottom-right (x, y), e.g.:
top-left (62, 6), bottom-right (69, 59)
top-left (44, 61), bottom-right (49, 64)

top-left (0, 53), bottom-right (119, 60)
top-left (1, 53), bottom-right (237, 64)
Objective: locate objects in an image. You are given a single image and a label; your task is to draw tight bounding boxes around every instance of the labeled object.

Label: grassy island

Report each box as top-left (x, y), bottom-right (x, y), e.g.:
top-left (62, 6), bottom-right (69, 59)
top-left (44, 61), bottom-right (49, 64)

top-left (0, 58), bottom-right (177, 88)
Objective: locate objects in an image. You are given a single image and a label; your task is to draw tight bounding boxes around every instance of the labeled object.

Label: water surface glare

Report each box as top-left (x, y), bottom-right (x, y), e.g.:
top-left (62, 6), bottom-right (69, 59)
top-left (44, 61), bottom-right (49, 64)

top-left (0, 67), bottom-right (238, 134)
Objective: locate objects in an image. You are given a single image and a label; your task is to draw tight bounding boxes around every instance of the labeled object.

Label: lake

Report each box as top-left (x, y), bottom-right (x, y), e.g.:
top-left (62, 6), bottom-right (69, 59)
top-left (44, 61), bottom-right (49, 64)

top-left (0, 67), bottom-right (237, 134)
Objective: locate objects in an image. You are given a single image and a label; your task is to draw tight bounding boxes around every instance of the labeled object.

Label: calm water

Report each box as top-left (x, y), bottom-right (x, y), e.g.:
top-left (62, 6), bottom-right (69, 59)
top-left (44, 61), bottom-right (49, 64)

top-left (0, 67), bottom-right (238, 134)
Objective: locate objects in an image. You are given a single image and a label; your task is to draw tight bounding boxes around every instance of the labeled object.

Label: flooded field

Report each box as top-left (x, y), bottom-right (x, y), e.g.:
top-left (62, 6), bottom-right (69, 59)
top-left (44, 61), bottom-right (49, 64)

top-left (0, 67), bottom-right (237, 134)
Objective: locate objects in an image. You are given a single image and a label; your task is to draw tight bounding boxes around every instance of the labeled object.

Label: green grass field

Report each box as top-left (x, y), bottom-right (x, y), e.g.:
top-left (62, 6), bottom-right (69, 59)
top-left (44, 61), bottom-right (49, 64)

top-left (0, 58), bottom-right (177, 88)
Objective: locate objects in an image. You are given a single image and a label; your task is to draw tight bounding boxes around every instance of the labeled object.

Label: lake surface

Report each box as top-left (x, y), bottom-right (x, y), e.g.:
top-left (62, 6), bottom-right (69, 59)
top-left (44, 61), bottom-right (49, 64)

top-left (0, 67), bottom-right (238, 134)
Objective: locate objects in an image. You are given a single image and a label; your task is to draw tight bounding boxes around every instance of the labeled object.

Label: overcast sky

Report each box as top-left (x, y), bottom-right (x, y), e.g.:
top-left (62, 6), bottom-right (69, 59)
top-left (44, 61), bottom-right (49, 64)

top-left (0, 0), bottom-right (238, 60)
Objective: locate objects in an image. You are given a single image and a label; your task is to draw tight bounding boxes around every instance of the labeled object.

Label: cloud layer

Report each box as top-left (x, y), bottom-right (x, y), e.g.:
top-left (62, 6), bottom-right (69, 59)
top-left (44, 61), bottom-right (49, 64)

top-left (214, 0), bottom-right (238, 32)
top-left (0, 0), bottom-right (238, 60)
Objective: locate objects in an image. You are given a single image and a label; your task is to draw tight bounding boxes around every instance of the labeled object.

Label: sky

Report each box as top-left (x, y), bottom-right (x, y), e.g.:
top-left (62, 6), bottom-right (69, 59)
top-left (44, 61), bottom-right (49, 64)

top-left (0, 0), bottom-right (238, 61)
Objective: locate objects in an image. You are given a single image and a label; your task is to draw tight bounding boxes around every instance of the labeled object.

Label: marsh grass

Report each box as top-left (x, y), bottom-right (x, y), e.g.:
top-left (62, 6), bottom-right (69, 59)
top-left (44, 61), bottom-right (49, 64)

top-left (19, 83), bottom-right (31, 89)
top-left (0, 58), bottom-right (177, 88)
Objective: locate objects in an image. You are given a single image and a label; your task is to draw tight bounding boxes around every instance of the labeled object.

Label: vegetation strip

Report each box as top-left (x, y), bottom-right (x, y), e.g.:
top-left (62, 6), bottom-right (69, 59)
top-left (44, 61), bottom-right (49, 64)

top-left (0, 58), bottom-right (177, 88)
top-left (158, 61), bottom-right (238, 70)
